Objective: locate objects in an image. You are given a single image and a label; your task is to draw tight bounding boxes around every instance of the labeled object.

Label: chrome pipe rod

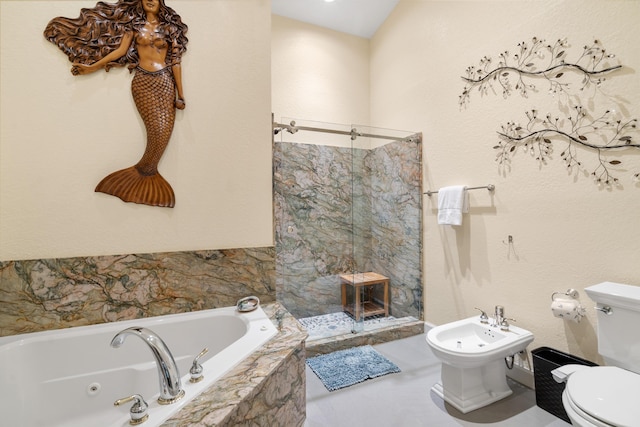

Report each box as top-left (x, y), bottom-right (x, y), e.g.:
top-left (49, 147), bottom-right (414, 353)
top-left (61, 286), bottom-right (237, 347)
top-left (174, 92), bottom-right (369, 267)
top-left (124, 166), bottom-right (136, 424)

top-left (424, 184), bottom-right (495, 197)
top-left (273, 121), bottom-right (419, 143)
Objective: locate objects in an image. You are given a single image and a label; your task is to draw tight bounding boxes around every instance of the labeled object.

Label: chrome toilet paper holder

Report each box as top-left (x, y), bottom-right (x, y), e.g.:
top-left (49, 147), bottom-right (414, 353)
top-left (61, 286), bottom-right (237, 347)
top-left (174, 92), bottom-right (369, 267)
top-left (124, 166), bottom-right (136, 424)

top-left (551, 289), bottom-right (579, 301)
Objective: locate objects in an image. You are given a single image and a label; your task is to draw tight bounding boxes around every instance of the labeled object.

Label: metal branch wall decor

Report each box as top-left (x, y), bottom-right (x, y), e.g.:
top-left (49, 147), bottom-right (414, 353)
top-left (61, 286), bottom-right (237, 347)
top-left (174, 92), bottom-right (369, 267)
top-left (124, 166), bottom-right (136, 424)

top-left (460, 37), bottom-right (639, 187)
top-left (459, 38), bottom-right (620, 108)
top-left (44, 0), bottom-right (189, 208)
top-left (496, 107), bottom-right (638, 185)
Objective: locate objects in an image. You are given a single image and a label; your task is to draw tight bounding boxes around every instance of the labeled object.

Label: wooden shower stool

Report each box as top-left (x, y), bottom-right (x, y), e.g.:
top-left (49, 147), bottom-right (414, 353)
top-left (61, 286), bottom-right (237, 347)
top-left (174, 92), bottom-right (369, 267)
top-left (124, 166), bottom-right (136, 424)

top-left (340, 272), bottom-right (389, 320)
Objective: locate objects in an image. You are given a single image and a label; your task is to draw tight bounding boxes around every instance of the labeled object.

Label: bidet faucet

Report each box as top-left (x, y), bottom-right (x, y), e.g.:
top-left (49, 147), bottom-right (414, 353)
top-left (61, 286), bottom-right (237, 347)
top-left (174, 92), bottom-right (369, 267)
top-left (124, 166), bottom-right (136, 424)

top-left (494, 305), bottom-right (505, 328)
top-left (111, 327), bottom-right (185, 405)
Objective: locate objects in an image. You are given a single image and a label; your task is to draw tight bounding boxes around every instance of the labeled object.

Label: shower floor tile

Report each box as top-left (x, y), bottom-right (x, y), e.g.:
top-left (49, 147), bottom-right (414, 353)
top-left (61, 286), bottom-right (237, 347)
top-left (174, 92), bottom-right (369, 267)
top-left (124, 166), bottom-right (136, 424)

top-left (299, 311), bottom-right (415, 341)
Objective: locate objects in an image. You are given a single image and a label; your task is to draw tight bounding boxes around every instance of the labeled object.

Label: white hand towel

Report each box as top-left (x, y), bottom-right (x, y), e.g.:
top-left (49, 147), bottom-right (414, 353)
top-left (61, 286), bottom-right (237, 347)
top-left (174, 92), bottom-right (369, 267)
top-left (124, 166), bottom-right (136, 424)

top-left (437, 185), bottom-right (468, 226)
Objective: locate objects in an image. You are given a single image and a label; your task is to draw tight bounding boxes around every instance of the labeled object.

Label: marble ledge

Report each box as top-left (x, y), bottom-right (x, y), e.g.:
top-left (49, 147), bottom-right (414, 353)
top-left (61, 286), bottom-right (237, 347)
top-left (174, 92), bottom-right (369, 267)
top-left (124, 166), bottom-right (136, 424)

top-left (162, 302), bottom-right (308, 427)
top-left (305, 318), bottom-right (425, 357)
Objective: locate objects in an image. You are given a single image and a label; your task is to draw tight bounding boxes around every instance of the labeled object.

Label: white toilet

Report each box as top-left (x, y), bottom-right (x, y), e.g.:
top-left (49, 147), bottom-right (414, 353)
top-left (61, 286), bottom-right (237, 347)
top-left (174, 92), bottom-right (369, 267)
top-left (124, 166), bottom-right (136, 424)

top-left (426, 311), bottom-right (534, 413)
top-left (552, 282), bottom-right (640, 427)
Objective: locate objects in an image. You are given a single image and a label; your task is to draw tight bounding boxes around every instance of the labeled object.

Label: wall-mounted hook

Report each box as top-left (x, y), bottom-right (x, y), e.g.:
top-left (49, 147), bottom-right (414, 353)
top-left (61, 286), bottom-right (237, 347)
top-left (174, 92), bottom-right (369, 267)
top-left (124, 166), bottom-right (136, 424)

top-left (503, 235), bottom-right (518, 260)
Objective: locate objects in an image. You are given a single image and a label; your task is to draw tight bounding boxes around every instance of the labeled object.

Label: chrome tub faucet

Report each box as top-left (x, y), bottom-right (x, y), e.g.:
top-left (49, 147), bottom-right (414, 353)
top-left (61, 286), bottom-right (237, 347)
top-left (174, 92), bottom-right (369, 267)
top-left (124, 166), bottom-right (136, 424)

top-left (111, 327), bottom-right (185, 405)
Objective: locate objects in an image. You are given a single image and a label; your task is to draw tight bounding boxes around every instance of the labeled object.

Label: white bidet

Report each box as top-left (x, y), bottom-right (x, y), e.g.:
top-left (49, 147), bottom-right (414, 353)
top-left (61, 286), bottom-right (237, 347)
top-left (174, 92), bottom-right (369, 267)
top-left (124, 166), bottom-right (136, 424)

top-left (426, 316), bottom-right (534, 413)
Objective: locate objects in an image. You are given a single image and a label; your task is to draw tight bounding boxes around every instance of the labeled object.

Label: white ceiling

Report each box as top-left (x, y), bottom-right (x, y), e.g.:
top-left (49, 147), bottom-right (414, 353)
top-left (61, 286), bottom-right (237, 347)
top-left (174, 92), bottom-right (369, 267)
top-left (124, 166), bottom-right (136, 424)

top-left (271, 0), bottom-right (399, 39)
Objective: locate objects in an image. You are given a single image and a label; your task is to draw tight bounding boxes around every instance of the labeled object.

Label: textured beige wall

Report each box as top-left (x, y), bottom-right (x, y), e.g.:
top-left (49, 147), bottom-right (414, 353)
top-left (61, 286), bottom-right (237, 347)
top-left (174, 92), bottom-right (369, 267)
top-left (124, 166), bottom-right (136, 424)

top-left (0, 0), bottom-right (273, 260)
top-left (370, 0), bottom-right (640, 360)
top-left (271, 14), bottom-right (371, 140)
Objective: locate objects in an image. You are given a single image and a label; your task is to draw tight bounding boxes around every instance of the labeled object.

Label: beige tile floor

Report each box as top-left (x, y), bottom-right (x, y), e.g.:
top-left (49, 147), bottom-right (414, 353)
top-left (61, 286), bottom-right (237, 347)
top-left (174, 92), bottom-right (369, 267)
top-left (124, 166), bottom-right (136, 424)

top-left (304, 332), bottom-right (571, 427)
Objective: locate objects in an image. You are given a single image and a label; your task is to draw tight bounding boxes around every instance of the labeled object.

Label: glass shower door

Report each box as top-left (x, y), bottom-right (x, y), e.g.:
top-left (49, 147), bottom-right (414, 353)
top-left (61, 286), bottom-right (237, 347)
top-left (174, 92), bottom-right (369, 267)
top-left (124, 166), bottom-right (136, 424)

top-left (274, 118), bottom-right (356, 337)
top-left (273, 117), bottom-right (423, 340)
top-left (350, 124), bottom-right (423, 334)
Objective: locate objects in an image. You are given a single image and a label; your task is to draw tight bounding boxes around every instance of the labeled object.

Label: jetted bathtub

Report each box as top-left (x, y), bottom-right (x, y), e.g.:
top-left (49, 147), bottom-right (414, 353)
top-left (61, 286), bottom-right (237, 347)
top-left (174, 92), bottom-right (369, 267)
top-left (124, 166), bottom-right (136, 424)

top-left (0, 306), bottom-right (277, 427)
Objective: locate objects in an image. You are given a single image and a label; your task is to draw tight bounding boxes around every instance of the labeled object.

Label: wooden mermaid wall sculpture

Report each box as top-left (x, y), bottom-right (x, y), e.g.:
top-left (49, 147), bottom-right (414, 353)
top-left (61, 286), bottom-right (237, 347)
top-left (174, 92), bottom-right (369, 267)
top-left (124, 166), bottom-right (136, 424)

top-left (44, 0), bottom-right (188, 208)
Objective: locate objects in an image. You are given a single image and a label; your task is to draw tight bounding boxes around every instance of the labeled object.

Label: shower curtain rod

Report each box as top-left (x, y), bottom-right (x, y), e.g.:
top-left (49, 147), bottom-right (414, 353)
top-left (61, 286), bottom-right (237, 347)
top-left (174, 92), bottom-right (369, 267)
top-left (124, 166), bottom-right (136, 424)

top-left (273, 121), bottom-right (419, 143)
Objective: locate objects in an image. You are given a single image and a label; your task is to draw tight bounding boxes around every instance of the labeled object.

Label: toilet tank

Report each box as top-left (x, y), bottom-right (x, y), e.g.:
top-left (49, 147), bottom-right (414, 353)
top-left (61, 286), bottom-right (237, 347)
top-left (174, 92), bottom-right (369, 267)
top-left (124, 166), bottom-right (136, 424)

top-left (585, 282), bottom-right (640, 373)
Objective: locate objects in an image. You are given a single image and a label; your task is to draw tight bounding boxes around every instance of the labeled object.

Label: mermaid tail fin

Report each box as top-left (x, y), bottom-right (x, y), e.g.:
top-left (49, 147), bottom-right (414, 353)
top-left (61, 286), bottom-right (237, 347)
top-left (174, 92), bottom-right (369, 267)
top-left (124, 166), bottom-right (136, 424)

top-left (95, 166), bottom-right (175, 208)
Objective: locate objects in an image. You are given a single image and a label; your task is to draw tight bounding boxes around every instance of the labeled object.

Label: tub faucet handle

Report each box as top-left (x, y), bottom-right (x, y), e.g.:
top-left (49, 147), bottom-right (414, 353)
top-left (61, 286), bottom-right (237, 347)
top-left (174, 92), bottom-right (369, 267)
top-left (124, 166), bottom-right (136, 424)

top-left (474, 307), bottom-right (489, 324)
top-left (114, 394), bottom-right (149, 425)
top-left (275, 310), bottom-right (286, 331)
top-left (189, 347), bottom-right (209, 383)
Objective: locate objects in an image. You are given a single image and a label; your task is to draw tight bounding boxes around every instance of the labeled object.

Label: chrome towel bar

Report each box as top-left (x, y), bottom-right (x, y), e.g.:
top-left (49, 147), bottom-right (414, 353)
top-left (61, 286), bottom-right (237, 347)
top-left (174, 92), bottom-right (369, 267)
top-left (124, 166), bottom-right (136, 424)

top-left (424, 184), bottom-right (495, 197)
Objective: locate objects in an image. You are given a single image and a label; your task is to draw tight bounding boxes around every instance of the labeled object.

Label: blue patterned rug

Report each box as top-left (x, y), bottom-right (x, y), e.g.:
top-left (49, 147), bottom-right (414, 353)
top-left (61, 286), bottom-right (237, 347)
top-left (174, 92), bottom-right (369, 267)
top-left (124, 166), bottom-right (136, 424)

top-left (306, 345), bottom-right (401, 391)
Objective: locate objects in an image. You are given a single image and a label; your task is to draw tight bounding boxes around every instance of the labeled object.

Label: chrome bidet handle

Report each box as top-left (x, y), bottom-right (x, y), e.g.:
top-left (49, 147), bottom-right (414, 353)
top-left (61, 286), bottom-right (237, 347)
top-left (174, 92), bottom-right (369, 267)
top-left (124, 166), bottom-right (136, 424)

top-left (114, 394), bottom-right (149, 425)
top-left (474, 307), bottom-right (489, 324)
top-left (500, 317), bottom-right (516, 331)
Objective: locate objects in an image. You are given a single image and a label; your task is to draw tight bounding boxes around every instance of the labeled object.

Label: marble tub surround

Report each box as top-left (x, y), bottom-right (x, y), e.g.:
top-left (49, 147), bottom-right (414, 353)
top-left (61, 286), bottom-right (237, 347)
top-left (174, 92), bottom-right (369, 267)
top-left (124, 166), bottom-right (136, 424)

top-left (0, 247), bottom-right (276, 337)
top-left (274, 137), bottom-right (422, 320)
top-left (162, 302), bottom-right (308, 426)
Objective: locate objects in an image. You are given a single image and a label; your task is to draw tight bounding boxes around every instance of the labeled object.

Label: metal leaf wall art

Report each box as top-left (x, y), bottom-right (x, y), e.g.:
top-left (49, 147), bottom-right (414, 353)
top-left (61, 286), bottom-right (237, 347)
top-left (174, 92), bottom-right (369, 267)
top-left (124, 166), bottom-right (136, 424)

top-left (460, 37), bottom-right (639, 188)
top-left (459, 38), bottom-right (621, 108)
top-left (495, 107), bottom-right (638, 186)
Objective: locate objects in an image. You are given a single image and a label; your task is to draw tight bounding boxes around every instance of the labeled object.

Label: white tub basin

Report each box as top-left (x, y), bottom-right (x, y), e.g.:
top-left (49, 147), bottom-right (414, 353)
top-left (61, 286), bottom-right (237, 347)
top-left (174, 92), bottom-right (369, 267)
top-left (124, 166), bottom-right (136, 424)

top-left (0, 306), bottom-right (277, 427)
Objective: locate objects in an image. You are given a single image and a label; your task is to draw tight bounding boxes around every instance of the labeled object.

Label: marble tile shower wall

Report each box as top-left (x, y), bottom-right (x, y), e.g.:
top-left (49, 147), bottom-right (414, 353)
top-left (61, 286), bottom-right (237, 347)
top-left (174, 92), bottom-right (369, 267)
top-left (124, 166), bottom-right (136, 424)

top-left (367, 141), bottom-right (423, 318)
top-left (274, 138), bottom-right (422, 320)
top-left (0, 247), bottom-right (276, 337)
top-left (274, 142), bottom-right (355, 318)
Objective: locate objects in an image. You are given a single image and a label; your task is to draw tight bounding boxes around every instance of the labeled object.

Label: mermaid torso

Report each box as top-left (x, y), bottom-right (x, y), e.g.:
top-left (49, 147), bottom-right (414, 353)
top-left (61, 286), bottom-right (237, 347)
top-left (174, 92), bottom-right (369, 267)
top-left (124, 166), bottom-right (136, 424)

top-left (135, 24), bottom-right (169, 72)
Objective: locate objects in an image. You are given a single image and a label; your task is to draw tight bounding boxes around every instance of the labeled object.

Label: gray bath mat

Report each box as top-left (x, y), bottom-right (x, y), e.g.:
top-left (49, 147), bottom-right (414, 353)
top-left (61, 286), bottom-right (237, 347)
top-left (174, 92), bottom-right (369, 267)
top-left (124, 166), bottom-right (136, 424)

top-left (306, 345), bottom-right (401, 391)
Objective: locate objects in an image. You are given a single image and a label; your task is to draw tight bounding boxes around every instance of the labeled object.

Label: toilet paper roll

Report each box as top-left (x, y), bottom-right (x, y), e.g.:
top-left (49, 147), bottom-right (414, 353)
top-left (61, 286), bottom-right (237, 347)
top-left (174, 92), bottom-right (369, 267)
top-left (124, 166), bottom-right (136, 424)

top-left (551, 298), bottom-right (585, 323)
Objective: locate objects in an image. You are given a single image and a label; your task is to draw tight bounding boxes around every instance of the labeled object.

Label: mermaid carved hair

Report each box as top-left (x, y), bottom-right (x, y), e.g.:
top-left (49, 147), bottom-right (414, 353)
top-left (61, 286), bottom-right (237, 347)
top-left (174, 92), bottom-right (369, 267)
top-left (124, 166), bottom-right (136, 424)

top-left (44, 0), bottom-right (188, 72)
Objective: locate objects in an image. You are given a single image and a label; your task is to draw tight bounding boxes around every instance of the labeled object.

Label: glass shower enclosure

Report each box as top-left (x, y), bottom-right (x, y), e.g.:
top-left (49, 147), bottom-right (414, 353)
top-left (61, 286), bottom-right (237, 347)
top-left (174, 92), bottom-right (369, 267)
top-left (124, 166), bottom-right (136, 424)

top-left (273, 117), bottom-right (423, 341)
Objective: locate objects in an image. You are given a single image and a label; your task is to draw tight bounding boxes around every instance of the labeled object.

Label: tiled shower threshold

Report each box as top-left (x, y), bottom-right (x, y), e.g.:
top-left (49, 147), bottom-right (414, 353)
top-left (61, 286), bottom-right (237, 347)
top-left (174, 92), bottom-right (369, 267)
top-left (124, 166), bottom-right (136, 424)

top-left (299, 311), bottom-right (425, 357)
